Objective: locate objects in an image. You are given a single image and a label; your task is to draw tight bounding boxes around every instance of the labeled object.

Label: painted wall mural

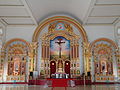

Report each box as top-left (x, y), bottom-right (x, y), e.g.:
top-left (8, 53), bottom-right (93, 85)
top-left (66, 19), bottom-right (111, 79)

top-left (50, 36), bottom-right (70, 60)
top-left (56, 23), bottom-right (65, 31)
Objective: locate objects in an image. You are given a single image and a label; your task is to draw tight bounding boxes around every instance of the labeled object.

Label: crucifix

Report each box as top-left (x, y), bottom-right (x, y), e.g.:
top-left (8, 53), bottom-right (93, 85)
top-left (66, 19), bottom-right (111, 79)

top-left (55, 38), bottom-right (65, 58)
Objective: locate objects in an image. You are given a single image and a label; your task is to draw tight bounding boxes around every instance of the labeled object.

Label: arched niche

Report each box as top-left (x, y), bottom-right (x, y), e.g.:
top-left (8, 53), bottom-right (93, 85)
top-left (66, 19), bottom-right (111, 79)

top-left (32, 16), bottom-right (88, 79)
top-left (1, 38), bottom-right (31, 82)
top-left (90, 38), bottom-right (118, 82)
top-left (32, 16), bottom-right (88, 42)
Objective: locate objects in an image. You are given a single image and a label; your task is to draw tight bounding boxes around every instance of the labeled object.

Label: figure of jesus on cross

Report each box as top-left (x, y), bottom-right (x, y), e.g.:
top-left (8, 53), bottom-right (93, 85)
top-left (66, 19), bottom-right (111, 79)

top-left (55, 38), bottom-right (65, 58)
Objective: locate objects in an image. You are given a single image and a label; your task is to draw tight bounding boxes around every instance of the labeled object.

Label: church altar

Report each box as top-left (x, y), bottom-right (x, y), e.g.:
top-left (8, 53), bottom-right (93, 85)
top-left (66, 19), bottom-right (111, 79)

top-left (0, 16), bottom-right (119, 84)
top-left (51, 73), bottom-right (69, 79)
top-left (28, 78), bottom-right (92, 86)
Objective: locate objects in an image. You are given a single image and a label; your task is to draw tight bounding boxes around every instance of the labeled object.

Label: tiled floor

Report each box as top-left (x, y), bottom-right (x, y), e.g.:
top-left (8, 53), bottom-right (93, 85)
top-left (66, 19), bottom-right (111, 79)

top-left (0, 84), bottom-right (120, 90)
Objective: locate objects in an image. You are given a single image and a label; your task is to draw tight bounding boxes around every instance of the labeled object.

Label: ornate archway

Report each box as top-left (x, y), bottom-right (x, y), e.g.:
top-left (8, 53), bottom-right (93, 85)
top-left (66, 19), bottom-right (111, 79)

top-left (32, 16), bottom-right (88, 43)
top-left (1, 38), bottom-right (31, 82)
top-left (90, 38), bottom-right (118, 82)
top-left (32, 16), bottom-right (89, 79)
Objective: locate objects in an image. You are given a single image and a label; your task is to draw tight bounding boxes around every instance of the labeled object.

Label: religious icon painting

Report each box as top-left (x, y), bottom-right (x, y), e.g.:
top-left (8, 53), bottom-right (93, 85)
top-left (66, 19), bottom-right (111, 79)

top-left (56, 23), bottom-right (65, 30)
top-left (50, 36), bottom-right (70, 59)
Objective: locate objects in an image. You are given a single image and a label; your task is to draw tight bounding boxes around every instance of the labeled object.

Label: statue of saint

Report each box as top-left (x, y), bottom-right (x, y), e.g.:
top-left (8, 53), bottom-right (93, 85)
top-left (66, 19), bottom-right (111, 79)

top-left (58, 60), bottom-right (63, 68)
top-left (57, 60), bottom-right (63, 73)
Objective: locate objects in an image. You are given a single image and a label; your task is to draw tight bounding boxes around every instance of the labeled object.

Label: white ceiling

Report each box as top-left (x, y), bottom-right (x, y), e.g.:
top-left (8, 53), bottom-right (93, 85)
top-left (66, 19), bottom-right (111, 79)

top-left (25, 0), bottom-right (92, 24)
top-left (0, 0), bottom-right (37, 26)
top-left (0, 0), bottom-right (120, 26)
top-left (86, 0), bottom-right (120, 25)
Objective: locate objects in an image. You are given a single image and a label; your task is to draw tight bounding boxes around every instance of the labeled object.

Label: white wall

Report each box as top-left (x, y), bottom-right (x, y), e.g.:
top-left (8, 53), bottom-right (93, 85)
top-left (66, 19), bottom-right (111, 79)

top-left (0, 21), bottom-right (6, 44)
top-left (83, 25), bottom-right (115, 43)
top-left (5, 23), bottom-right (116, 44)
top-left (114, 21), bottom-right (120, 47)
top-left (6, 25), bottom-right (37, 42)
top-left (0, 21), bottom-right (6, 82)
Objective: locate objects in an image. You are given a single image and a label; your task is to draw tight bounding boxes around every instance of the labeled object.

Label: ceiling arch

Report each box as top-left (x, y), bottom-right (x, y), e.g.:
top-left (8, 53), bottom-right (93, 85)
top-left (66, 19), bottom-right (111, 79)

top-left (32, 16), bottom-right (88, 43)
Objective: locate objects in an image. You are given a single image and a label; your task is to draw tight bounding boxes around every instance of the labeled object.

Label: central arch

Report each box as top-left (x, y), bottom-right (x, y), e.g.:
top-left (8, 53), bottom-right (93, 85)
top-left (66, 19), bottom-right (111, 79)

top-left (32, 16), bottom-right (88, 79)
top-left (32, 16), bottom-right (88, 43)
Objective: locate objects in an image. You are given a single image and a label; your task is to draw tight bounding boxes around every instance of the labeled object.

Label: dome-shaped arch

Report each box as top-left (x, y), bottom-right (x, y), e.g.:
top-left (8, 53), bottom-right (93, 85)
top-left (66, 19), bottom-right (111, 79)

top-left (90, 38), bottom-right (118, 82)
top-left (3, 38), bottom-right (30, 50)
top-left (90, 38), bottom-right (118, 51)
top-left (32, 16), bottom-right (88, 43)
top-left (1, 38), bottom-right (31, 82)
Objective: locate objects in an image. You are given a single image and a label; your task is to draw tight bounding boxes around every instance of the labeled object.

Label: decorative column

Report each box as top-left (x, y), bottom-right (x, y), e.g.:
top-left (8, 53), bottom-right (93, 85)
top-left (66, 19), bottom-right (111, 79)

top-left (75, 41), bottom-right (80, 76)
top-left (74, 45), bottom-right (76, 59)
top-left (70, 41), bottom-right (74, 78)
top-left (73, 40), bottom-right (76, 77)
top-left (47, 41), bottom-right (50, 78)
top-left (40, 41), bottom-right (45, 77)
top-left (29, 42), bottom-right (38, 72)
top-left (45, 40), bottom-right (50, 78)
top-left (0, 48), bottom-right (5, 82)
top-left (75, 40), bottom-right (79, 59)
top-left (83, 42), bottom-right (91, 76)
top-left (71, 45), bottom-right (73, 59)
top-left (77, 44), bottom-right (79, 58)
top-left (116, 48), bottom-right (120, 79)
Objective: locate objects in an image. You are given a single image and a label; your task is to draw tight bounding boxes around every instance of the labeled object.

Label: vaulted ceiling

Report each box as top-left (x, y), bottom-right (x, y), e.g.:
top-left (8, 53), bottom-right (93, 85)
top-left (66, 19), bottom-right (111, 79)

top-left (0, 0), bottom-right (120, 26)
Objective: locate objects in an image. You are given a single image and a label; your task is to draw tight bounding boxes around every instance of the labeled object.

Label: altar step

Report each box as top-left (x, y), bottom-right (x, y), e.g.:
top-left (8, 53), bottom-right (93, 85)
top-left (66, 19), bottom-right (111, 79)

top-left (75, 80), bottom-right (92, 85)
top-left (28, 79), bottom-right (92, 85)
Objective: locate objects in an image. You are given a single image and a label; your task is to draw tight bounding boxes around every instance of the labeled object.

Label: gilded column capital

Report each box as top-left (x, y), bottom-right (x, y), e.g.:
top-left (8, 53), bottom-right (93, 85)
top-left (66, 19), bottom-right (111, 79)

top-left (30, 42), bottom-right (38, 49)
top-left (83, 42), bottom-right (91, 56)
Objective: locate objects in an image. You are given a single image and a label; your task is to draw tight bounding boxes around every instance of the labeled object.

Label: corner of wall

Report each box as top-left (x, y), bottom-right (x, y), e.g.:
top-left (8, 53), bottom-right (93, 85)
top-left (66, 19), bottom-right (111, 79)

top-left (114, 20), bottom-right (120, 47)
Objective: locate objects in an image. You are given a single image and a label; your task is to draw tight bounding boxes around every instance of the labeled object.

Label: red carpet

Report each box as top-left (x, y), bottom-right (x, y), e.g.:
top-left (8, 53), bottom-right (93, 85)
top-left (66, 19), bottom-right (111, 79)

top-left (52, 87), bottom-right (67, 90)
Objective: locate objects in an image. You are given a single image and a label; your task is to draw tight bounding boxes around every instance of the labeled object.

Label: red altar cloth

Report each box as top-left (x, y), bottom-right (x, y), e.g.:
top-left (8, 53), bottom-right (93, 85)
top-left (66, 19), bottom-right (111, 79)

top-left (47, 78), bottom-right (72, 87)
